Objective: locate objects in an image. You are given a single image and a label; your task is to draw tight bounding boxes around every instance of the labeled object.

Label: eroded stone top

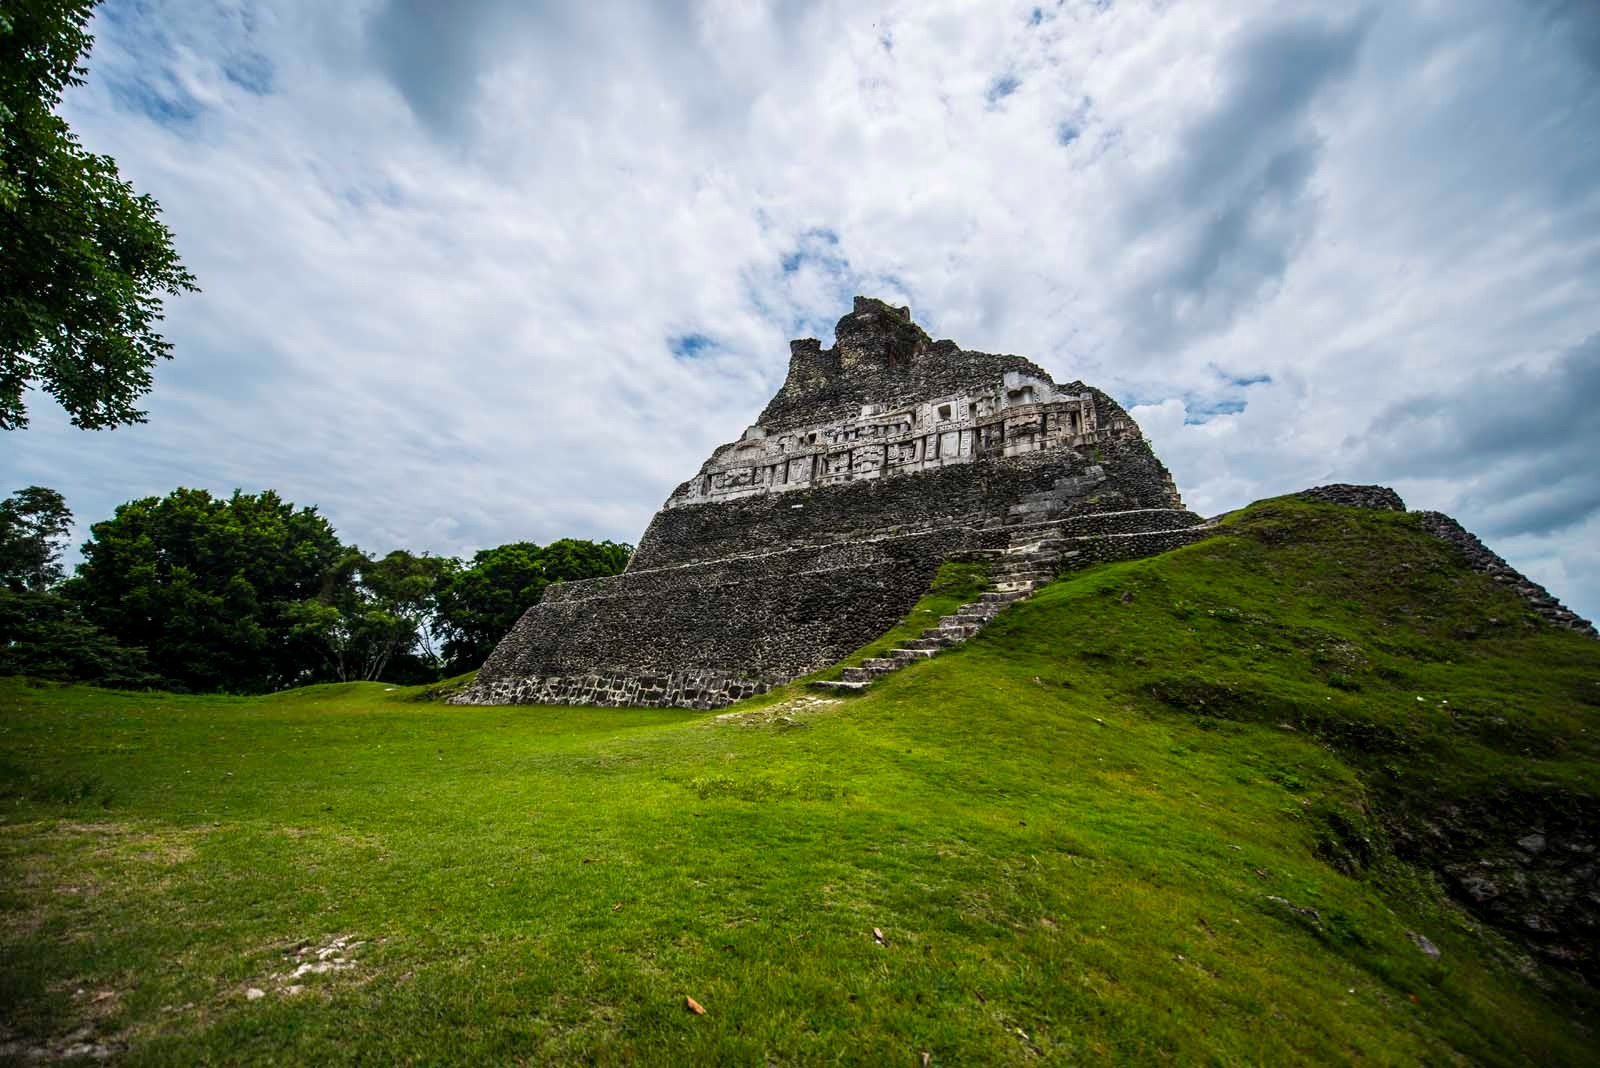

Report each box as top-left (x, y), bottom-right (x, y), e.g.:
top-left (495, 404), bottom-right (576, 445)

top-left (757, 297), bottom-right (1052, 432)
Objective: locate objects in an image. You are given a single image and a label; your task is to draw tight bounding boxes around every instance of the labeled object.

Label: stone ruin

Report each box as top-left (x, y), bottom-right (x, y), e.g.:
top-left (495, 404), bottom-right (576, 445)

top-left (454, 297), bottom-right (1209, 709)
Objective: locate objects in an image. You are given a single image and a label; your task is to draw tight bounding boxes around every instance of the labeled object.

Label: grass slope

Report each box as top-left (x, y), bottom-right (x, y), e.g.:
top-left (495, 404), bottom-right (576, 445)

top-left (1, 499), bottom-right (1596, 1065)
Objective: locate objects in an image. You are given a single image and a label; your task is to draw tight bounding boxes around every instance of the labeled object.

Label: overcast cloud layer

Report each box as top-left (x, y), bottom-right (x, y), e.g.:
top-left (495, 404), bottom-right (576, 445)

top-left (5, 0), bottom-right (1599, 623)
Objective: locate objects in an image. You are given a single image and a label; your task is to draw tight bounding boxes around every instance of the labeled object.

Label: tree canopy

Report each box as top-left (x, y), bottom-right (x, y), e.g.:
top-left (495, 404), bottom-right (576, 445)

top-left (1, 0), bottom-right (198, 430)
top-left (290, 548), bottom-right (453, 685)
top-left (68, 488), bottom-right (347, 692)
top-left (3, 481), bottom-right (631, 691)
top-left (434, 539), bottom-right (632, 674)
top-left (0, 484), bottom-right (153, 684)
top-left (0, 483), bottom-right (71, 590)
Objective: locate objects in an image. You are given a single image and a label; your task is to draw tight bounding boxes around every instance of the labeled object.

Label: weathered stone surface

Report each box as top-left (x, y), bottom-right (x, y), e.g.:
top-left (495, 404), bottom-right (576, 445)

top-left (1415, 511), bottom-right (1596, 637)
top-left (454, 298), bottom-right (1202, 709)
top-left (1293, 484), bottom-right (1407, 511)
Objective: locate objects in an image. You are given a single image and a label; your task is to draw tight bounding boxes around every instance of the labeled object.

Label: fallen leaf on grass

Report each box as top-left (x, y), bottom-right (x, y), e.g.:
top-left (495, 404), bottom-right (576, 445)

top-left (612, 902), bottom-right (622, 912)
top-left (921, 1052), bottom-right (932, 1066)
top-left (685, 995), bottom-right (706, 1015)
top-left (872, 927), bottom-right (887, 946)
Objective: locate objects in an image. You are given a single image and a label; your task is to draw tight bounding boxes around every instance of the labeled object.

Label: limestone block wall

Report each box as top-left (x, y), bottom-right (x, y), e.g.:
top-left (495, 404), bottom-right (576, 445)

top-left (633, 434), bottom-right (1180, 571)
top-left (460, 527), bottom-right (974, 707)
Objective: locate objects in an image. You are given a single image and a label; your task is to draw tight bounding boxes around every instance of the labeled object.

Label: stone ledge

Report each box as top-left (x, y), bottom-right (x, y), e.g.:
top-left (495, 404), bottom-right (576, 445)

top-left (1415, 511), bottom-right (1596, 637)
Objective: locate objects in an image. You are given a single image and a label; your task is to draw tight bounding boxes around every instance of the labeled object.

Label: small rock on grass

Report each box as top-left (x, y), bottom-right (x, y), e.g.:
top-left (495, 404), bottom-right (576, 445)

top-left (1407, 930), bottom-right (1442, 959)
top-left (245, 988), bottom-right (266, 1001)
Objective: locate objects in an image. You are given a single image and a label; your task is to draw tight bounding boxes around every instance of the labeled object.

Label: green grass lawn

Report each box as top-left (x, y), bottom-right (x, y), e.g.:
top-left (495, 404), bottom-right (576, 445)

top-left (2, 499), bottom-right (1596, 1064)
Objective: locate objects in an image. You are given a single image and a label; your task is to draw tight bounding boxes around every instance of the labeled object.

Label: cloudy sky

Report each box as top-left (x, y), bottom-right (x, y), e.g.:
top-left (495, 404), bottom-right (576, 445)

top-left (6, 0), bottom-right (1599, 622)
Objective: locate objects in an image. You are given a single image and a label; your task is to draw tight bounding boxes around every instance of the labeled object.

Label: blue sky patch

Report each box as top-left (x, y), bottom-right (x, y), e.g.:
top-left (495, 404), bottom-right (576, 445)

top-left (1184, 398), bottom-right (1248, 424)
top-left (109, 73), bottom-right (202, 124)
top-left (986, 76), bottom-right (1022, 105)
top-left (1057, 122), bottom-right (1081, 146)
top-left (224, 51), bottom-right (276, 96)
top-left (668, 334), bottom-right (716, 360)
top-left (1220, 371), bottom-right (1273, 387)
top-left (778, 228), bottom-right (848, 280)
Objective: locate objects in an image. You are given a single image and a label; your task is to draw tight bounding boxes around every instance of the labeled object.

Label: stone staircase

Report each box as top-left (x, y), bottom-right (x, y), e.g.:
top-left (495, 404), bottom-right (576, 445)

top-left (810, 511), bottom-right (1211, 694)
top-left (811, 529), bottom-right (1068, 693)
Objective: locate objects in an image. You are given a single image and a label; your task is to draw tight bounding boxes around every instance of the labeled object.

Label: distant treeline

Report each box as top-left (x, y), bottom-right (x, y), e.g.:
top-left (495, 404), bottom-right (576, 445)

top-left (0, 486), bottom-right (630, 693)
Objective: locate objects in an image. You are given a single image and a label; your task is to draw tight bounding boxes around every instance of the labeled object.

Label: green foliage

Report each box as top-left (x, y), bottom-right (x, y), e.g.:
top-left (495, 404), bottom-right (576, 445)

top-left (0, 587), bottom-right (153, 685)
top-left (291, 548), bottom-right (453, 683)
top-left (434, 538), bottom-right (631, 672)
top-left (0, 0), bottom-right (198, 430)
top-left (3, 481), bottom-right (631, 690)
top-left (0, 484), bottom-right (151, 684)
top-left (0, 484), bottom-right (71, 590)
top-left (68, 488), bottom-right (347, 691)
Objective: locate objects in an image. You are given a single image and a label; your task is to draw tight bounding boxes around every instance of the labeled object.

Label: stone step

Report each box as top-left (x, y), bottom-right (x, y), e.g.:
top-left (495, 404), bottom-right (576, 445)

top-left (841, 666), bottom-right (873, 683)
top-left (992, 557), bottom-right (1053, 573)
top-left (862, 657), bottom-right (898, 672)
top-left (980, 590), bottom-right (1028, 604)
top-left (924, 624), bottom-right (977, 640)
top-left (994, 554), bottom-right (1057, 569)
top-left (999, 552), bottom-right (1059, 567)
top-left (901, 637), bottom-right (952, 651)
top-left (955, 607), bottom-right (1000, 620)
top-left (811, 679), bottom-right (868, 692)
top-left (889, 647), bottom-right (936, 662)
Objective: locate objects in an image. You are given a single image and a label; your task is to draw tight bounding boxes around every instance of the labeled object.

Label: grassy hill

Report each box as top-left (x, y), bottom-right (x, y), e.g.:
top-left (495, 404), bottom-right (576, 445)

top-left (1, 498), bottom-right (1596, 1064)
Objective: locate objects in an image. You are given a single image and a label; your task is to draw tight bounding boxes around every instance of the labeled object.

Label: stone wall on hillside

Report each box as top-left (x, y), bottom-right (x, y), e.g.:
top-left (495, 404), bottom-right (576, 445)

top-left (1415, 512), bottom-right (1597, 637)
top-left (454, 297), bottom-right (1201, 709)
top-left (1293, 484), bottom-right (1407, 512)
top-left (1290, 484), bottom-right (1594, 637)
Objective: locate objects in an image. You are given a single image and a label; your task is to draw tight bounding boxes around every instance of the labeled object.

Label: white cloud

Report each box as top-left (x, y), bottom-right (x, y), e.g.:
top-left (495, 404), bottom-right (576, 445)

top-left (5, 0), bottom-right (1597, 624)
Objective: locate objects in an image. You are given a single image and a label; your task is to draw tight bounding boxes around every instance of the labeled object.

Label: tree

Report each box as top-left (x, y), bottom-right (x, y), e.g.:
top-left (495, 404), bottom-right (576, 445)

top-left (290, 549), bottom-right (452, 684)
top-left (433, 539), bottom-right (631, 673)
top-left (1, 0), bottom-right (198, 430)
top-left (0, 484), bottom-right (71, 590)
top-left (68, 488), bottom-right (347, 691)
top-left (0, 483), bottom-right (153, 685)
top-left (0, 584), bottom-right (155, 685)
top-left (360, 549), bottom-right (452, 675)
